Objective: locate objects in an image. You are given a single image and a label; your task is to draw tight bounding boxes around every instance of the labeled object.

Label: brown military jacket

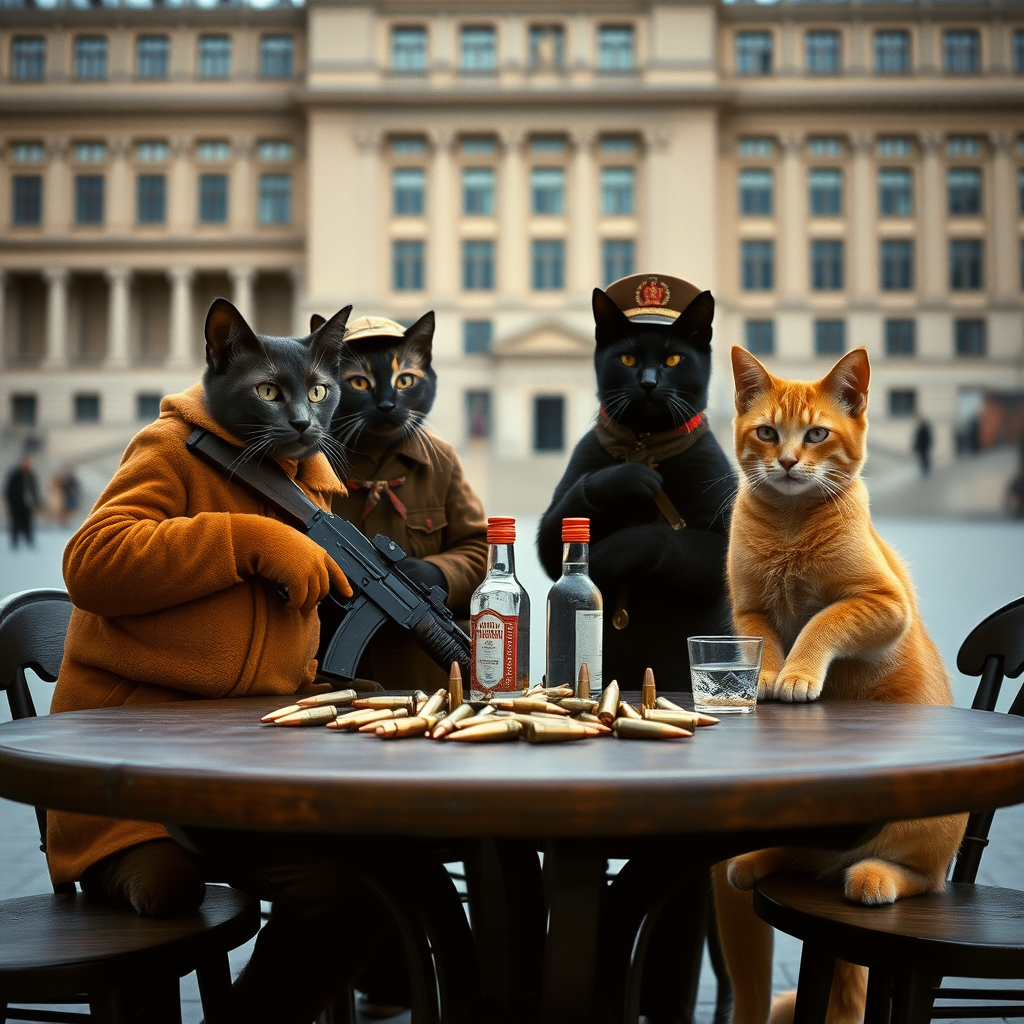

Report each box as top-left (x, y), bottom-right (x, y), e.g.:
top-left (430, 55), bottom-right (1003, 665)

top-left (330, 428), bottom-right (487, 690)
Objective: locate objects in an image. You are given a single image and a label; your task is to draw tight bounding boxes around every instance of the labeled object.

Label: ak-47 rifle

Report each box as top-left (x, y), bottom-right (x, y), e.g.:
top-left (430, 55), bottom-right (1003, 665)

top-left (186, 427), bottom-right (471, 681)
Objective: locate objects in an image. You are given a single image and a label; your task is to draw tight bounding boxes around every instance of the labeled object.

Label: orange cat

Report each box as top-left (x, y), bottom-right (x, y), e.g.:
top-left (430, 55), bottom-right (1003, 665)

top-left (713, 347), bottom-right (966, 1024)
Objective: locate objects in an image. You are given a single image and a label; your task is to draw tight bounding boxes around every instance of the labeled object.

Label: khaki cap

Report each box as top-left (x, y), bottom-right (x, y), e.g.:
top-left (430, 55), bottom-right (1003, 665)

top-left (344, 316), bottom-right (407, 342)
top-left (603, 273), bottom-right (703, 322)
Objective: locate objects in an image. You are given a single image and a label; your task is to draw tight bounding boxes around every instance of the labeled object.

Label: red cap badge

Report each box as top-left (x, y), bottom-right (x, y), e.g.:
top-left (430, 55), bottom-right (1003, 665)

top-left (635, 276), bottom-right (671, 309)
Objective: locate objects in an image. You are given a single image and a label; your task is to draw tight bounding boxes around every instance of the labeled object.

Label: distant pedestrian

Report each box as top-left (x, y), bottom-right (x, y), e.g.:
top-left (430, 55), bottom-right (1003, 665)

top-left (57, 468), bottom-right (82, 526)
top-left (912, 415), bottom-right (933, 476)
top-left (4, 455), bottom-right (41, 549)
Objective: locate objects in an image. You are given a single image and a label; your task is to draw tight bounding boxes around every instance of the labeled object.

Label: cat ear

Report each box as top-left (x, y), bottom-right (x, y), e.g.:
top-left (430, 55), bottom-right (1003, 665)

top-left (205, 297), bottom-right (260, 372)
top-left (732, 346), bottom-right (773, 414)
top-left (592, 288), bottom-right (632, 348)
top-left (402, 310), bottom-right (435, 365)
top-left (671, 290), bottom-right (714, 350)
top-left (821, 348), bottom-right (870, 417)
top-left (309, 313), bottom-right (326, 333)
top-left (309, 305), bottom-right (352, 366)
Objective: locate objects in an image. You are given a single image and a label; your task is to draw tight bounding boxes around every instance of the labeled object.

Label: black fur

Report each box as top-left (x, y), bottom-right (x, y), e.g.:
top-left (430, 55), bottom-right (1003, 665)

top-left (537, 288), bottom-right (737, 689)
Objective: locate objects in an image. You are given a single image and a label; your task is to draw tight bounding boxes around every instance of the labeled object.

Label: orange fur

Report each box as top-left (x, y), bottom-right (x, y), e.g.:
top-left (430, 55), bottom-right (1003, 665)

top-left (715, 348), bottom-right (967, 1024)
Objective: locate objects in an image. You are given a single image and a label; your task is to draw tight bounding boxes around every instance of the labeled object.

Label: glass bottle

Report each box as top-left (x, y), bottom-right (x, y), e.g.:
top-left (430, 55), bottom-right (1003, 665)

top-left (469, 517), bottom-right (531, 700)
top-left (545, 518), bottom-right (603, 693)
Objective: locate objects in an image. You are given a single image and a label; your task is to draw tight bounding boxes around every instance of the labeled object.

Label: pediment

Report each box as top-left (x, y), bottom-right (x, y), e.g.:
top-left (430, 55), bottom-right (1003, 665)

top-left (493, 321), bottom-right (593, 359)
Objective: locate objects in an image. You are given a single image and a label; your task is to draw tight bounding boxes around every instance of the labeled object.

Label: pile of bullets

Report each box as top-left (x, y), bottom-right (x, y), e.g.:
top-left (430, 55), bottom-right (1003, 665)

top-left (262, 663), bottom-right (718, 744)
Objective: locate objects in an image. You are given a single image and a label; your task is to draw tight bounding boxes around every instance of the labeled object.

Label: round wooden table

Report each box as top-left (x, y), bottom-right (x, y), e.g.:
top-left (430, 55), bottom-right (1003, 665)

top-left (3, 696), bottom-right (1024, 1024)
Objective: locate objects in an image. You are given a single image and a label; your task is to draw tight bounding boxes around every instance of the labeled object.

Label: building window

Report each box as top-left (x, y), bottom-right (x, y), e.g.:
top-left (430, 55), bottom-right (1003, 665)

top-left (198, 35), bottom-right (231, 79)
top-left (879, 168), bottom-right (913, 216)
top-left (136, 175), bottom-right (165, 224)
top-left (811, 240), bottom-right (844, 290)
top-left (199, 174), bottom-right (228, 223)
top-left (739, 137), bottom-right (774, 157)
top-left (809, 168), bottom-right (843, 216)
top-left (466, 390), bottom-right (492, 440)
top-left (75, 175), bottom-right (104, 225)
top-left (531, 167), bottom-right (565, 215)
top-left (74, 393), bottom-right (101, 423)
top-left (874, 31), bottom-right (910, 74)
top-left (949, 240), bottom-right (984, 290)
top-left (806, 31), bottom-right (841, 74)
top-left (534, 396), bottom-right (565, 452)
top-left (260, 35), bottom-right (294, 78)
top-left (11, 394), bottom-right (37, 427)
top-left (814, 320), bottom-right (846, 356)
top-left (808, 137), bottom-right (843, 158)
top-left (12, 176), bottom-right (42, 225)
top-left (745, 320), bottom-right (775, 356)
top-left (531, 136), bottom-right (567, 156)
top-left (529, 25), bottom-right (565, 71)
top-left (74, 142), bottom-right (106, 164)
top-left (1014, 29), bottom-right (1024, 73)
top-left (258, 140), bottom-right (293, 162)
top-left (947, 136), bottom-right (981, 157)
top-left (258, 174), bottom-right (291, 224)
top-left (600, 167), bottom-right (635, 215)
top-left (889, 390), bottom-right (916, 418)
top-left (880, 240), bottom-right (914, 291)
top-left (885, 319), bottom-right (916, 356)
top-left (197, 140), bottom-right (231, 163)
top-left (462, 136), bottom-right (497, 156)
top-left (878, 137), bottom-right (912, 158)
top-left (602, 239), bottom-right (635, 285)
top-left (736, 32), bottom-right (772, 75)
top-left (12, 142), bottom-right (45, 164)
top-left (943, 30), bottom-right (980, 74)
top-left (75, 36), bottom-right (107, 80)
top-left (136, 35), bottom-right (169, 79)
top-left (12, 36), bottom-right (46, 80)
top-left (597, 26), bottom-right (635, 71)
top-left (137, 393), bottom-right (162, 421)
top-left (392, 27), bottom-right (427, 72)
top-left (464, 320), bottom-right (493, 354)
top-left (954, 318), bottom-right (986, 356)
top-left (462, 240), bottom-right (495, 290)
top-left (136, 141), bottom-right (168, 163)
top-left (392, 136), bottom-right (427, 156)
top-left (392, 240), bottom-right (425, 291)
top-left (460, 26), bottom-right (496, 73)
top-left (531, 240), bottom-right (565, 290)
top-left (601, 136), bottom-right (636, 155)
top-left (462, 167), bottom-right (495, 215)
top-left (392, 168), bottom-right (425, 216)
top-left (947, 168), bottom-right (982, 215)
top-left (741, 240), bottom-right (774, 291)
top-left (739, 168), bottom-right (773, 216)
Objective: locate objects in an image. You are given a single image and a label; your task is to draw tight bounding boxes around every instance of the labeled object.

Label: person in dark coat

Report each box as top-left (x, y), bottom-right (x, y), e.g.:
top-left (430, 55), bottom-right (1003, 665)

top-left (912, 415), bottom-right (934, 476)
top-left (4, 455), bottom-right (41, 549)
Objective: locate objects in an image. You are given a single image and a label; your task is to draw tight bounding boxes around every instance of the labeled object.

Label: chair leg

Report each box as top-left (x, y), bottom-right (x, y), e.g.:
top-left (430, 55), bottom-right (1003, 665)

top-left (90, 977), bottom-right (182, 1024)
top-left (891, 972), bottom-right (936, 1024)
top-left (196, 954), bottom-right (234, 1024)
top-left (707, 896), bottom-right (734, 1024)
top-left (317, 987), bottom-right (357, 1024)
top-left (792, 945), bottom-right (837, 1024)
top-left (864, 968), bottom-right (892, 1024)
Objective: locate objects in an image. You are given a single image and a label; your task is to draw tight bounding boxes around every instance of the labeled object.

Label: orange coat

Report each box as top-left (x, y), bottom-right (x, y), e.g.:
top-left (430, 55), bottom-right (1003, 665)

top-left (48, 384), bottom-right (345, 885)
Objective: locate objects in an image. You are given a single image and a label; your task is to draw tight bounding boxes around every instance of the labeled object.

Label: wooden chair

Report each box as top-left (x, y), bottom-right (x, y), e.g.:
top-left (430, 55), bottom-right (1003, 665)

top-left (752, 595), bottom-right (1024, 1024)
top-left (0, 589), bottom-right (262, 1024)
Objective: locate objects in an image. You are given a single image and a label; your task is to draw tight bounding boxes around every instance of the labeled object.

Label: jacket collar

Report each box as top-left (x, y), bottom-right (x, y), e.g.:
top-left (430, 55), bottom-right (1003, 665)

top-left (351, 427), bottom-right (434, 468)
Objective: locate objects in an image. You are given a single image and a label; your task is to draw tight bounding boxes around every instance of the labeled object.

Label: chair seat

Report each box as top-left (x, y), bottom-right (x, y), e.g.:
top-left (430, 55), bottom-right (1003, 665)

top-left (754, 874), bottom-right (1024, 978)
top-left (0, 884), bottom-right (260, 999)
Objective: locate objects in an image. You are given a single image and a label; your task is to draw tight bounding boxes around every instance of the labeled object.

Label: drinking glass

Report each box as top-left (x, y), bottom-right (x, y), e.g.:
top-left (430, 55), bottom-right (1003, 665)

top-left (687, 636), bottom-right (763, 714)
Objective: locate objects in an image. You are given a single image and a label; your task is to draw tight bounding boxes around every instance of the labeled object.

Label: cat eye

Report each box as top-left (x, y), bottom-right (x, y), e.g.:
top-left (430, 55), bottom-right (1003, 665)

top-left (349, 377), bottom-right (370, 391)
top-left (664, 354), bottom-right (681, 367)
top-left (619, 354), bottom-right (637, 367)
top-left (805, 427), bottom-right (830, 444)
top-left (395, 374), bottom-right (416, 390)
top-left (308, 384), bottom-right (328, 403)
top-left (256, 384), bottom-right (280, 402)
top-left (755, 425), bottom-right (778, 442)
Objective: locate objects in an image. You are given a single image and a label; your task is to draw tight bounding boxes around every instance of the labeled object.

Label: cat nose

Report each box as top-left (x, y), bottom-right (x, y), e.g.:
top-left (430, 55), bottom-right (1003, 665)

top-left (378, 399), bottom-right (395, 412)
top-left (779, 455), bottom-right (798, 471)
top-left (639, 369), bottom-right (658, 392)
top-left (290, 419), bottom-right (311, 435)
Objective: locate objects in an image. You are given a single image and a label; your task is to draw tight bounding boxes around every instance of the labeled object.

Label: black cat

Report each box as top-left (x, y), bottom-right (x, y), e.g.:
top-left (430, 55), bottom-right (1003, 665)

top-left (537, 287), bottom-right (737, 690)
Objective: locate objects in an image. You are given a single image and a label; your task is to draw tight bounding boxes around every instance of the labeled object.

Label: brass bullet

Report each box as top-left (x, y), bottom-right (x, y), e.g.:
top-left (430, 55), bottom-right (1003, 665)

top-left (273, 705), bottom-right (337, 726)
top-left (596, 681), bottom-right (621, 725)
top-left (558, 698), bottom-right (599, 714)
top-left (447, 720), bottom-right (522, 742)
top-left (377, 715), bottom-right (439, 739)
top-left (261, 704), bottom-right (301, 723)
top-left (356, 709), bottom-right (411, 732)
top-left (418, 689), bottom-right (448, 719)
top-left (295, 688), bottom-right (357, 708)
top-left (613, 718), bottom-right (691, 740)
top-left (521, 720), bottom-right (592, 744)
top-left (448, 662), bottom-right (464, 710)
top-left (641, 667), bottom-right (657, 710)
top-left (413, 690), bottom-right (429, 703)
top-left (644, 708), bottom-right (708, 731)
top-left (352, 696), bottom-right (415, 711)
top-left (452, 706), bottom-right (498, 730)
top-left (576, 662), bottom-right (591, 700)
top-left (527, 685), bottom-right (574, 699)
top-left (432, 703), bottom-right (475, 738)
top-left (327, 708), bottom-right (392, 730)
top-left (493, 698), bottom-right (549, 714)
top-left (653, 698), bottom-right (720, 726)
top-left (572, 714), bottom-right (612, 733)
top-left (618, 700), bottom-right (642, 720)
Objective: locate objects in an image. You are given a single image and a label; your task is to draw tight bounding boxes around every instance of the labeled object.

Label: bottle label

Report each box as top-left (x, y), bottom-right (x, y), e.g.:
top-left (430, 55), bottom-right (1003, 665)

top-left (575, 610), bottom-right (603, 691)
top-left (471, 610), bottom-right (519, 694)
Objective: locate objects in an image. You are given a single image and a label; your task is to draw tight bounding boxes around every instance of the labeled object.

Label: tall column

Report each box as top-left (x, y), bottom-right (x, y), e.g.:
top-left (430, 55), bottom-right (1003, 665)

top-left (642, 129), bottom-right (673, 269)
top-left (780, 134), bottom-right (805, 302)
top-left (169, 137), bottom-right (191, 233)
top-left (919, 133), bottom-right (945, 303)
top-left (353, 128), bottom-right (382, 304)
top-left (167, 267), bottom-right (194, 369)
top-left (569, 130), bottom-right (598, 296)
top-left (233, 139), bottom-right (256, 234)
top-left (498, 131), bottom-right (528, 302)
top-left (108, 138), bottom-right (131, 234)
top-left (428, 130), bottom-right (458, 303)
top-left (990, 132), bottom-right (1016, 301)
top-left (46, 141), bottom-right (70, 233)
top-left (104, 267), bottom-right (131, 368)
top-left (850, 134), bottom-right (875, 302)
top-left (42, 267), bottom-right (69, 369)
top-left (230, 266), bottom-right (256, 323)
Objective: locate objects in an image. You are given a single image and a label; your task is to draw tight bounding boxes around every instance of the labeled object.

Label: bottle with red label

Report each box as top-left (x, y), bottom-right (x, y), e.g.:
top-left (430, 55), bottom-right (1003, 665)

top-left (469, 517), bottom-right (531, 700)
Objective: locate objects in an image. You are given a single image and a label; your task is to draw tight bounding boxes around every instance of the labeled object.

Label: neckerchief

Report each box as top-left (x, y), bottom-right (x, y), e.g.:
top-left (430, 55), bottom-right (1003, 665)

top-left (345, 476), bottom-right (407, 522)
top-left (594, 409), bottom-right (707, 467)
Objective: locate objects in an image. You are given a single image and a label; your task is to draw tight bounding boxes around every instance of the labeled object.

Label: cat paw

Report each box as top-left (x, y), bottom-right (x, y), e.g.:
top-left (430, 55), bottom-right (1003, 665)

top-left (772, 670), bottom-right (823, 703)
top-left (757, 670), bottom-right (778, 701)
top-left (844, 860), bottom-right (899, 905)
top-left (725, 854), bottom-right (761, 890)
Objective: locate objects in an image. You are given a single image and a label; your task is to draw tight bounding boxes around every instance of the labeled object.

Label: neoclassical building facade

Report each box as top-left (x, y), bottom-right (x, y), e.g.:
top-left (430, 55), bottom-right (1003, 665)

top-left (2, 0), bottom-right (1022, 513)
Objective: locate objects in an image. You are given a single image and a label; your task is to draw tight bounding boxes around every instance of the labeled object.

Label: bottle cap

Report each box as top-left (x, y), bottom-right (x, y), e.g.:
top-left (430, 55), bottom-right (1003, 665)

top-left (487, 516), bottom-right (516, 544)
top-left (562, 518), bottom-right (590, 543)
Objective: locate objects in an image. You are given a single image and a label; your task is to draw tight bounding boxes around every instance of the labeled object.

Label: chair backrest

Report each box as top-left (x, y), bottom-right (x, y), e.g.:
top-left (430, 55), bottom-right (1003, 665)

top-left (0, 588), bottom-right (74, 893)
top-left (951, 594), bottom-right (1024, 884)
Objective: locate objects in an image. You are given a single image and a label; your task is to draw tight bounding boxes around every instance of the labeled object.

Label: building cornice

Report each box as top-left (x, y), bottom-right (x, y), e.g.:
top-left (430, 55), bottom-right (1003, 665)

top-left (0, 7), bottom-right (304, 28)
top-left (722, 81), bottom-right (1024, 111)
top-left (718, 0), bottom-right (1024, 23)
top-left (0, 90), bottom-right (302, 117)
top-left (0, 235), bottom-right (305, 256)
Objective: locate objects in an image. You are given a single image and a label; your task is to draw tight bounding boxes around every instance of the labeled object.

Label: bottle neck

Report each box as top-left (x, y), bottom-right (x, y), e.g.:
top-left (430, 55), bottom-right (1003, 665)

top-left (561, 541), bottom-right (590, 575)
top-left (487, 542), bottom-right (516, 575)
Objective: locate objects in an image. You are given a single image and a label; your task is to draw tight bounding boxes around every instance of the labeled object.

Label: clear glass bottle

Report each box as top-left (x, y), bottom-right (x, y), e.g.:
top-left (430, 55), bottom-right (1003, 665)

top-left (469, 517), bottom-right (531, 700)
top-left (545, 518), bottom-right (603, 693)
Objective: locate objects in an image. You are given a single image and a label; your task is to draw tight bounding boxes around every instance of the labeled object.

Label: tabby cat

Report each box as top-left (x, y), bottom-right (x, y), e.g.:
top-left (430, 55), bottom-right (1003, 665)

top-left (714, 346), bottom-right (966, 1024)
